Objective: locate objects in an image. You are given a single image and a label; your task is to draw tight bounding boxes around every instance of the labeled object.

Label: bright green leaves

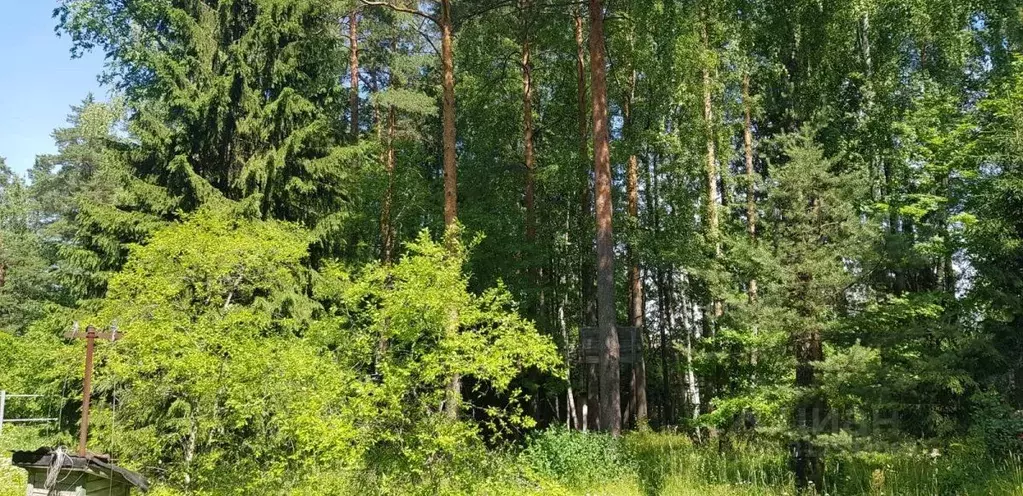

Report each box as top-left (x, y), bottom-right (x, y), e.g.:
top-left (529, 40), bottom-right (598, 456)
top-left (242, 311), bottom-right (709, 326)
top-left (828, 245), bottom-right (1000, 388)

top-left (106, 210), bottom-right (313, 326)
top-left (326, 228), bottom-right (561, 396)
top-left (61, 211), bottom-right (558, 491)
top-left (82, 209), bottom-right (352, 491)
top-left (313, 228), bottom-right (561, 467)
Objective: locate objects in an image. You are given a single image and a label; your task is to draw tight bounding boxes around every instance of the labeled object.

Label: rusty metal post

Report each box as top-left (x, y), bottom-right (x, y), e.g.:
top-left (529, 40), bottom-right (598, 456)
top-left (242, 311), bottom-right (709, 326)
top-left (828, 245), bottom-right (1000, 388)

top-left (65, 323), bottom-right (122, 457)
top-left (78, 325), bottom-right (96, 456)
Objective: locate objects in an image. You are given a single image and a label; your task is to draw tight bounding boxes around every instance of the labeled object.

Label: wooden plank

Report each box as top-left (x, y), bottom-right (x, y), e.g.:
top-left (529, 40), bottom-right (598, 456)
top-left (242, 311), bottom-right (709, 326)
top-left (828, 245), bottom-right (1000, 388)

top-left (579, 326), bottom-right (641, 364)
top-left (85, 476), bottom-right (127, 494)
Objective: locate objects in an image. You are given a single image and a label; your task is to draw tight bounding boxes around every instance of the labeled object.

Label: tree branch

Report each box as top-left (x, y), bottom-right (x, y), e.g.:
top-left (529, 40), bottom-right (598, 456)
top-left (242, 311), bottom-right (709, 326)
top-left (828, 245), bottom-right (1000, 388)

top-left (414, 17), bottom-right (441, 56)
top-left (361, 0), bottom-right (438, 24)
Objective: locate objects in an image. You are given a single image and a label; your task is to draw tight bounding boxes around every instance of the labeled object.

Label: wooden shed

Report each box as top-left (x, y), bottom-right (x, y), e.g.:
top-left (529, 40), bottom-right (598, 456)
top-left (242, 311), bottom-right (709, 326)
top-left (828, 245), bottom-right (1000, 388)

top-left (579, 326), bottom-right (641, 364)
top-left (12, 448), bottom-right (148, 495)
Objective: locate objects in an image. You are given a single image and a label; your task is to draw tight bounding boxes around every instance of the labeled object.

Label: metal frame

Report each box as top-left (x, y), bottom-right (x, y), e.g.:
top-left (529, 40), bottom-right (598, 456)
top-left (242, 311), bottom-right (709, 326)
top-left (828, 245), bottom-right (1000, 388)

top-left (0, 391), bottom-right (57, 435)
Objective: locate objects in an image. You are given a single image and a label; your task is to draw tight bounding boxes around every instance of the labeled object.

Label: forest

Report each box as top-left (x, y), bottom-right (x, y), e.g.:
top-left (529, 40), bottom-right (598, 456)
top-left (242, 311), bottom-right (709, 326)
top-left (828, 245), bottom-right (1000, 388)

top-left (2, 0), bottom-right (1023, 494)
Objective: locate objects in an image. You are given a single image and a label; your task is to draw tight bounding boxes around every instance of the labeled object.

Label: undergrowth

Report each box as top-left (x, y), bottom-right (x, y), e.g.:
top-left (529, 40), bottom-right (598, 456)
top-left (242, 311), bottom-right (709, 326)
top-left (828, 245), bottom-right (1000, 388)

top-left (4, 428), bottom-right (1023, 494)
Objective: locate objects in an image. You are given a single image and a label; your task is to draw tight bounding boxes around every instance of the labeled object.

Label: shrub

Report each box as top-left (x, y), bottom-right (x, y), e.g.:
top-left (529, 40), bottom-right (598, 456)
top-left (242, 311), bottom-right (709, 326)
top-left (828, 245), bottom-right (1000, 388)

top-left (968, 390), bottom-right (1023, 456)
top-left (520, 428), bottom-right (636, 487)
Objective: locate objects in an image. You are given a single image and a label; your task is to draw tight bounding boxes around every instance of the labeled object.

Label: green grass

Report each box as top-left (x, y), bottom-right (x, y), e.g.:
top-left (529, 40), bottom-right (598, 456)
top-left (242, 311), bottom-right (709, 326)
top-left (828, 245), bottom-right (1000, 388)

top-left (0, 458), bottom-right (26, 496)
top-left (522, 428), bottom-right (1023, 495)
top-left (4, 429), bottom-right (1023, 494)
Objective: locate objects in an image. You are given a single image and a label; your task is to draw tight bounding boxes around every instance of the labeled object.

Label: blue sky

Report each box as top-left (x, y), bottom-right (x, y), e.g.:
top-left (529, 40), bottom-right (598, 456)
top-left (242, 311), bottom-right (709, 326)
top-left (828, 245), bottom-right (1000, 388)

top-left (0, 1), bottom-right (107, 176)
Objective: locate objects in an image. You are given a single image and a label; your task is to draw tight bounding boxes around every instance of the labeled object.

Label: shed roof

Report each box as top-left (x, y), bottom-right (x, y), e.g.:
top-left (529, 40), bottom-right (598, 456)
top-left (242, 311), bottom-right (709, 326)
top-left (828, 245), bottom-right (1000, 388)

top-left (12, 448), bottom-right (149, 492)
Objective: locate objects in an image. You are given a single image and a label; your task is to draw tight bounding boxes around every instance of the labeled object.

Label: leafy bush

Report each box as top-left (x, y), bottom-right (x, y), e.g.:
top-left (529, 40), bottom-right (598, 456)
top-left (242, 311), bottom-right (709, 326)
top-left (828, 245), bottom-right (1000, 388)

top-left (968, 390), bottom-right (1023, 456)
top-left (27, 212), bottom-right (562, 493)
top-left (520, 428), bottom-right (636, 487)
top-left (0, 458), bottom-right (26, 496)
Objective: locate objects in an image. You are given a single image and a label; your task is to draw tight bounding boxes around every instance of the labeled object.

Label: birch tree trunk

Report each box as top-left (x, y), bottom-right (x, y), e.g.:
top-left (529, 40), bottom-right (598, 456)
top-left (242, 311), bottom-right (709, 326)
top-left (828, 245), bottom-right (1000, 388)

top-left (743, 72), bottom-right (759, 373)
top-left (522, 2), bottom-right (535, 244)
top-left (574, 10), bottom-right (598, 431)
top-left (349, 10), bottom-right (359, 140)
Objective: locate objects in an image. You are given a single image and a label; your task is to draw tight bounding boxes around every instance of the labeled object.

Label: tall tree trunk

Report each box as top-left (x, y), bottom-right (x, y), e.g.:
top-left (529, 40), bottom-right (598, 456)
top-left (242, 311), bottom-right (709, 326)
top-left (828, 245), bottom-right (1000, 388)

top-left (700, 20), bottom-right (721, 434)
top-left (645, 148), bottom-right (667, 424)
top-left (440, 0), bottom-right (458, 228)
top-left (559, 273), bottom-right (579, 429)
top-left (680, 274), bottom-right (701, 421)
top-left (794, 319), bottom-right (825, 491)
top-left (743, 72), bottom-right (756, 298)
top-left (382, 104), bottom-right (397, 265)
top-left (624, 69), bottom-right (647, 426)
top-left (0, 236), bottom-right (6, 289)
top-left (572, 12), bottom-right (597, 325)
top-left (349, 10), bottom-right (360, 140)
top-left (701, 20), bottom-right (721, 321)
top-left (793, 199), bottom-right (826, 491)
top-left (439, 0), bottom-right (460, 419)
top-left (575, 10), bottom-right (595, 326)
top-left (742, 71), bottom-right (759, 374)
top-left (522, 2), bottom-right (536, 244)
top-left (656, 268), bottom-right (673, 424)
top-left (574, 10), bottom-right (598, 431)
top-left (589, 0), bottom-right (620, 436)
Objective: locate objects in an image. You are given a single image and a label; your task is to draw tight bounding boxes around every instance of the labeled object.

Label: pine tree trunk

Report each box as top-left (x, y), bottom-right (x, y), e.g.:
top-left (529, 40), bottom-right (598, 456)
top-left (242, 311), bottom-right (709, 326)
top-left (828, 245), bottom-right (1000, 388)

top-left (794, 319), bottom-right (825, 491)
top-left (439, 0), bottom-right (460, 419)
top-left (349, 10), bottom-right (359, 141)
top-left (440, 0), bottom-right (458, 228)
top-left (589, 0), bottom-right (620, 436)
top-left (793, 199), bottom-right (826, 491)
top-left (624, 69), bottom-right (647, 426)
top-left (574, 11), bottom-right (595, 327)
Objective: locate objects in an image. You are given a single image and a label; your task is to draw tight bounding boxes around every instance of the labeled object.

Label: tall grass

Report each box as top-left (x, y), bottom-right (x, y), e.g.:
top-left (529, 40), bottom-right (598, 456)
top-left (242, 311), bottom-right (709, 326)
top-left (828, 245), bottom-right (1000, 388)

top-left (520, 428), bottom-right (1023, 495)
top-left (4, 428), bottom-right (1022, 494)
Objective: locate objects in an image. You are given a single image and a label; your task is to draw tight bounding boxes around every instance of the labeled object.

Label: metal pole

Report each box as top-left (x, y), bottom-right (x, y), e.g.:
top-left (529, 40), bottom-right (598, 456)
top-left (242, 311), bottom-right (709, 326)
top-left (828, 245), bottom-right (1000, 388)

top-left (78, 326), bottom-right (96, 457)
top-left (1, 390), bottom-right (6, 436)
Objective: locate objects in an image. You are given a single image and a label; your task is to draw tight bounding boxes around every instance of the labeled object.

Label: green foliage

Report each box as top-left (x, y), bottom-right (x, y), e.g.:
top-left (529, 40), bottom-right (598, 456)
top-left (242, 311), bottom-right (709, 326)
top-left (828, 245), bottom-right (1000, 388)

top-left (4, 0), bottom-right (1023, 492)
top-left (521, 427), bottom-right (636, 487)
top-left (3, 210), bottom-right (559, 493)
top-left (0, 459), bottom-right (26, 496)
top-left (967, 57), bottom-right (1023, 408)
top-left (966, 390), bottom-right (1023, 456)
top-left (81, 209), bottom-right (361, 492)
top-left (315, 228), bottom-right (561, 471)
top-left (56, 0), bottom-right (366, 249)
top-left (30, 96), bottom-right (168, 300)
top-left (0, 158), bottom-right (51, 332)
